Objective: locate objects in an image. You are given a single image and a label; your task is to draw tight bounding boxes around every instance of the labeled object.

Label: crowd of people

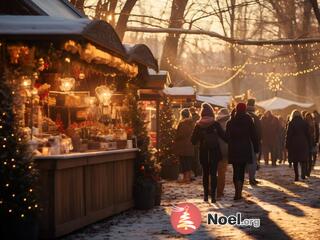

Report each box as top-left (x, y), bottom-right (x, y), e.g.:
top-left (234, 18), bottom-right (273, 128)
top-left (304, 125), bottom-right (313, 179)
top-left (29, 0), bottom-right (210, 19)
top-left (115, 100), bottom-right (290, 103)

top-left (173, 100), bottom-right (320, 204)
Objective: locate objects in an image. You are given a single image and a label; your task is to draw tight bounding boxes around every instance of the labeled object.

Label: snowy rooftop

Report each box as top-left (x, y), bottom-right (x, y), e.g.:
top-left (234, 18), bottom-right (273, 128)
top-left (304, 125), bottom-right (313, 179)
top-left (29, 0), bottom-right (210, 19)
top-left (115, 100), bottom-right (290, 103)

top-left (256, 96), bottom-right (314, 111)
top-left (0, 15), bottom-right (90, 35)
top-left (163, 86), bottom-right (195, 96)
top-left (196, 95), bottom-right (232, 108)
top-left (0, 15), bottom-right (126, 57)
top-left (27, 0), bottom-right (84, 19)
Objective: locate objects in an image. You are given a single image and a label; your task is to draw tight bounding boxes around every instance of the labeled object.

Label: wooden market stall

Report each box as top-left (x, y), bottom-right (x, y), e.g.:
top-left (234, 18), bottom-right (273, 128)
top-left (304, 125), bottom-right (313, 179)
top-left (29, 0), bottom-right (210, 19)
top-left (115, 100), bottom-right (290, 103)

top-left (138, 69), bottom-right (171, 149)
top-left (0, 15), bottom-right (158, 238)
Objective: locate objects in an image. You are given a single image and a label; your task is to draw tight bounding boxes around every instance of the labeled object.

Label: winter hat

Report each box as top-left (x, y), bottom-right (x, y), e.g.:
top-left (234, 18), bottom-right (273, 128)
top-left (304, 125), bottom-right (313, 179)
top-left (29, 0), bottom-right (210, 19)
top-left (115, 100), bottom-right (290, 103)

top-left (200, 102), bottom-right (214, 117)
top-left (246, 98), bottom-right (256, 112)
top-left (216, 108), bottom-right (230, 121)
top-left (236, 102), bottom-right (247, 113)
top-left (247, 98), bottom-right (255, 107)
top-left (180, 108), bottom-right (190, 119)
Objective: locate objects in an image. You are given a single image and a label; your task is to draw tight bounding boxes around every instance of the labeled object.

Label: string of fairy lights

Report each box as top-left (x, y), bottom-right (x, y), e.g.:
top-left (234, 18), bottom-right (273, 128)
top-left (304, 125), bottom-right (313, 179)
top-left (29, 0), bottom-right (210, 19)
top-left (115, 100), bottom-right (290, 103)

top-left (166, 40), bottom-right (320, 92)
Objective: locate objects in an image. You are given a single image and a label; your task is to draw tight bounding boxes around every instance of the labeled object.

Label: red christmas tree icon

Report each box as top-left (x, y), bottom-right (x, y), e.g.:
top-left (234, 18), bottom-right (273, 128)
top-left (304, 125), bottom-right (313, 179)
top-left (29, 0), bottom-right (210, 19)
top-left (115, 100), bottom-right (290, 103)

top-left (177, 206), bottom-right (196, 231)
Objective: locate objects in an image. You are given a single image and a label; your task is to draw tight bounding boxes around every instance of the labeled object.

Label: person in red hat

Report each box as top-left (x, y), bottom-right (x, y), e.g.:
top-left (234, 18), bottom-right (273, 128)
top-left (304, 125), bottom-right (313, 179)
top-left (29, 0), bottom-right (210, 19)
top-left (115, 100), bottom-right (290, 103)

top-left (226, 103), bottom-right (259, 200)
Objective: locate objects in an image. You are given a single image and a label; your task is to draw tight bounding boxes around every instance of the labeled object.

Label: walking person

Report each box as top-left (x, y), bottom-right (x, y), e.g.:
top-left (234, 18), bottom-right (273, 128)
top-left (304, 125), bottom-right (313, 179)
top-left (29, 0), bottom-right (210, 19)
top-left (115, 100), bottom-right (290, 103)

top-left (216, 108), bottom-right (230, 199)
top-left (277, 116), bottom-right (287, 164)
top-left (191, 103), bottom-right (227, 203)
top-left (285, 110), bottom-right (311, 181)
top-left (305, 112), bottom-right (315, 177)
top-left (246, 99), bottom-right (262, 185)
top-left (226, 103), bottom-right (259, 200)
top-left (189, 107), bottom-right (201, 177)
top-left (312, 110), bottom-right (320, 167)
top-left (261, 111), bottom-right (280, 166)
top-left (174, 108), bottom-right (195, 183)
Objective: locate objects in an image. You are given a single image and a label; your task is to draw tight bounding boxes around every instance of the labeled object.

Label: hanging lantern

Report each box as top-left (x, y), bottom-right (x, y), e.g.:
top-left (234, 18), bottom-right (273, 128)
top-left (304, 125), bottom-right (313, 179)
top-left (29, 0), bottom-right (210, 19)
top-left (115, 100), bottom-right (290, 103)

top-left (59, 77), bottom-right (75, 92)
top-left (79, 73), bottom-right (85, 80)
top-left (95, 86), bottom-right (113, 105)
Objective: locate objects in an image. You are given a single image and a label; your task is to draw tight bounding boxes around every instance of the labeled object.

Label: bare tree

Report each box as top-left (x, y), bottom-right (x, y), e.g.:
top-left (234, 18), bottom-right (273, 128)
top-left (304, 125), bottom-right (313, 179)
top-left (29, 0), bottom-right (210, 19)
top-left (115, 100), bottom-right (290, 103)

top-left (160, 0), bottom-right (189, 81)
top-left (115, 0), bottom-right (138, 40)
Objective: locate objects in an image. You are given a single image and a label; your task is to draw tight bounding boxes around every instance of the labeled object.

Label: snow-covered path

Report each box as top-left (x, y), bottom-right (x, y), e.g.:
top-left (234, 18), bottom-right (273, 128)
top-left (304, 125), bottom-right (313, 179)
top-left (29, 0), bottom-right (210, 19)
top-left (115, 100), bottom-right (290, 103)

top-left (63, 163), bottom-right (320, 240)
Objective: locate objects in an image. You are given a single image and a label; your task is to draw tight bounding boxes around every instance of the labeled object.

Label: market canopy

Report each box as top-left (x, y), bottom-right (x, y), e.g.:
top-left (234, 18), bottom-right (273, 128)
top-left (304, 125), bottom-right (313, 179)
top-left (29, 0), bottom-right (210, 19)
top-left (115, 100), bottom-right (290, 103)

top-left (163, 86), bottom-right (195, 97)
top-left (256, 97), bottom-right (314, 111)
top-left (196, 95), bottom-right (231, 108)
top-left (0, 15), bottom-right (126, 58)
top-left (124, 44), bottom-right (159, 72)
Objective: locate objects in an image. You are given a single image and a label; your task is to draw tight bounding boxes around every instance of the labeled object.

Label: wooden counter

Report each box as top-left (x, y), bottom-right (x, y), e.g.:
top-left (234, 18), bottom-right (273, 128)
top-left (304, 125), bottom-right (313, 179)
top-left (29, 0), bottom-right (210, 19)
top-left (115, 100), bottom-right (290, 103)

top-left (34, 148), bottom-right (138, 239)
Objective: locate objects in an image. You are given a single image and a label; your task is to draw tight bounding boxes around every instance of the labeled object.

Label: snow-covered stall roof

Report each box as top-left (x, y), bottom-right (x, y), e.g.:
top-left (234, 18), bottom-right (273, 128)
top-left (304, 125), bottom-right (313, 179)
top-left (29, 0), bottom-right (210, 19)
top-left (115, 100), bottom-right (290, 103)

top-left (124, 44), bottom-right (159, 72)
top-left (0, 16), bottom-right (126, 57)
top-left (256, 97), bottom-right (314, 111)
top-left (196, 95), bottom-right (231, 108)
top-left (27, 0), bottom-right (85, 19)
top-left (163, 86), bottom-right (195, 97)
top-left (0, 0), bottom-right (85, 18)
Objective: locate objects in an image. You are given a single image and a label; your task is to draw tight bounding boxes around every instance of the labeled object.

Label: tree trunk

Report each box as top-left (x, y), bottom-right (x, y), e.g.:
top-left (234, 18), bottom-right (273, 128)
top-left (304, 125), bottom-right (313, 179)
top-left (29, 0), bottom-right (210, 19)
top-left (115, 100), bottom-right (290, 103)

top-left (309, 0), bottom-right (320, 30)
top-left (230, 0), bottom-right (240, 95)
top-left (160, 0), bottom-right (188, 83)
top-left (115, 0), bottom-right (138, 41)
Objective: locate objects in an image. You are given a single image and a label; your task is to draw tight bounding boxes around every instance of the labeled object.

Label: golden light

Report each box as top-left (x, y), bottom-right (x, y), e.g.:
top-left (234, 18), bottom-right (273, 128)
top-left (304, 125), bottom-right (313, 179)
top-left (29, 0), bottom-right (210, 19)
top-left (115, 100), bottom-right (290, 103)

top-left (95, 86), bottom-right (113, 105)
top-left (59, 77), bottom-right (75, 92)
top-left (21, 76), bottom-right (32, 88)
top-left (31, 88), bottom-right (38, 96)
top-left (107, 14), bottom-right (113, 22)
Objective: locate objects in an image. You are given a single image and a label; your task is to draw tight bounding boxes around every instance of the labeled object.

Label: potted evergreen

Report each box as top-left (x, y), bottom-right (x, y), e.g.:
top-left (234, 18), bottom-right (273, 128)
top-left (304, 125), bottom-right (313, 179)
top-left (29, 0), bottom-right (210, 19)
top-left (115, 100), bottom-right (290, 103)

top-left (134, 158), bottom-right (160, 210)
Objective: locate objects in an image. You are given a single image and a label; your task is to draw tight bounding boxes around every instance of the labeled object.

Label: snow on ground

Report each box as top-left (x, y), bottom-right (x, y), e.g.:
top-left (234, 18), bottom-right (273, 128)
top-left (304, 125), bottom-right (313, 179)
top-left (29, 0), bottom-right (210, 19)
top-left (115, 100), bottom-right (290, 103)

top-left (63, 163), bottom-right (320, 240)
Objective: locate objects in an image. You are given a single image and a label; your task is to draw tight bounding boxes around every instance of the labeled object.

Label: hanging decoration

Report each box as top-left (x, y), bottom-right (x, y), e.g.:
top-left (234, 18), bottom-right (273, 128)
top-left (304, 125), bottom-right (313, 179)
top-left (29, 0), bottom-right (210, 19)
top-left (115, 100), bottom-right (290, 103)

top-left (266, 73), bottom-right (283, 92)
top-left (59, 77), bottom-right (75, 92)
top-left (95, 85), bottom-right (113, 105)
top-left (64, 40), bottom-right (138, 78)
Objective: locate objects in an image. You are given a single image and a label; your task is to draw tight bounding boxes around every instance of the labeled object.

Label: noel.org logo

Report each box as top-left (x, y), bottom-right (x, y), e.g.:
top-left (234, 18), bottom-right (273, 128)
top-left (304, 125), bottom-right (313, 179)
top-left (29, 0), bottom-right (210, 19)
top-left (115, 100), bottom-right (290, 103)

top-left (170, 203), bottom-right (201, 234)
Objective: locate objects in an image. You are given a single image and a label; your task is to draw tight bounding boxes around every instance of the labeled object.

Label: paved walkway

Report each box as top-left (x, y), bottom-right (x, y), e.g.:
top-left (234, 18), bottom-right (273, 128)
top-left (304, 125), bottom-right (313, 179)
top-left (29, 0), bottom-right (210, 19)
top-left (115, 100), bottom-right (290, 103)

top-left (64, 163), bottom-right (320, 240)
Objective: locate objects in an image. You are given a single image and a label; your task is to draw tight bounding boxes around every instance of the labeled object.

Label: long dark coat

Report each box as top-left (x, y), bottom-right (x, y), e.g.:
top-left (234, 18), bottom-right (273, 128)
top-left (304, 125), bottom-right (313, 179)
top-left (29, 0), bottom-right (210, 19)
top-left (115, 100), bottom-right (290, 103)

top-left (226, 112), bottom-right (259, 164)
top-left (191, 121), bottom-right (227, 165)
top-left (173, 118), bottom-right (195, 157)
top-left (285, 116), bottom-right (311, 163)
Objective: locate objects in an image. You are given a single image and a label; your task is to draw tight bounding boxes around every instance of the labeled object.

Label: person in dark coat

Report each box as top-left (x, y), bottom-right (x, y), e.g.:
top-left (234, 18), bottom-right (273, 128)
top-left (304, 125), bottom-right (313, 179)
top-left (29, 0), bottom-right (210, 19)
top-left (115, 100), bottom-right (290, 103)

top-left (174, 108), bottom-right (195, 183)
top-left (246, 99), bottom-right (262, 185)
top-left (189, 107), bottom-right (201, 177)
top-left (312, 110), bottom-right (320, 167)
top-left (285, 110), bottom-right (311, 181)
top-left (304, 112), bottom-right (315, 177)
top-left (261, 111), bottom-right (280, 166)
top-left (226, 103), bottom-right (259, 200)
top-left (191, 103), bottom-right (227, 203)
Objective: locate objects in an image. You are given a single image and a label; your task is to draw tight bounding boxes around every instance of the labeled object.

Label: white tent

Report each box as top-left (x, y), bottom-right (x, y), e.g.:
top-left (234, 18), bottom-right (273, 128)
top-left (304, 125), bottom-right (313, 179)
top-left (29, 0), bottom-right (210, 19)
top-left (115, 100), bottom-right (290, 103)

top-left (196, 95), bottom-right (231, 108)
top-left (163, 86), bottom-right (195, 96)
top-left (256, 97), bottom-right (314, 111)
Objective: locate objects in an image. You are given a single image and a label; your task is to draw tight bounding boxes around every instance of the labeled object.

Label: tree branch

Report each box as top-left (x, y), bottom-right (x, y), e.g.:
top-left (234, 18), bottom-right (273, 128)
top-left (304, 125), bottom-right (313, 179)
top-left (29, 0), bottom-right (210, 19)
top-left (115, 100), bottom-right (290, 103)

top-left (126, 26), bottom-right (320, 45)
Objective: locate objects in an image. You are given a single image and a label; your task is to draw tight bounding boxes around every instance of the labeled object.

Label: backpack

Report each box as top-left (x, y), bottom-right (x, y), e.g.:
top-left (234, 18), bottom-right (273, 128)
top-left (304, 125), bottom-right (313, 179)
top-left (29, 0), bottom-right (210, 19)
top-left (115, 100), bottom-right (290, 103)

top-left (201, 126), bottom-right (219, 149)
